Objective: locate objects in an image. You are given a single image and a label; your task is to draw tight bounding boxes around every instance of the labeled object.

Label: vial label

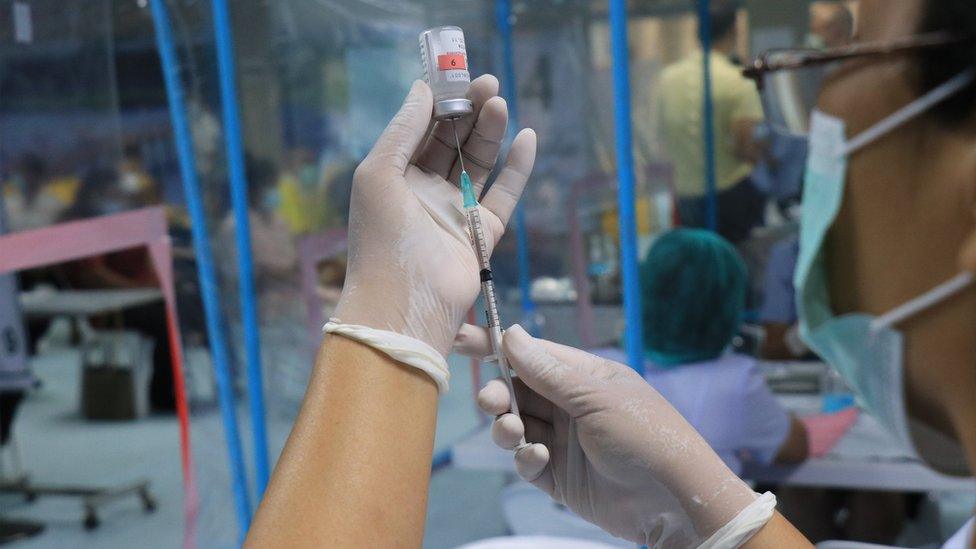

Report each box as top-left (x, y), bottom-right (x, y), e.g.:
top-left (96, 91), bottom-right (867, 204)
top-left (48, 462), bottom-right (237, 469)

top-left (437, 53), bottom-right (466, 71)
top-left (433, 29), bottom-right (469, 82)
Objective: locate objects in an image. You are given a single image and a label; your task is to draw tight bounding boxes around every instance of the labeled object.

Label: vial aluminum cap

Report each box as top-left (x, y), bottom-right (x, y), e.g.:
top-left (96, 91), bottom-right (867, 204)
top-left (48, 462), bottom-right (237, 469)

top-left (434, 98), bottom-right (473, 120)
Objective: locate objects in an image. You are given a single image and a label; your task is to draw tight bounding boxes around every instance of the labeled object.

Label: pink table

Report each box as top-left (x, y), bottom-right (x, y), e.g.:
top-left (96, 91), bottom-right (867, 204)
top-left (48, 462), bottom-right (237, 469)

top-left (0, 207), bottom-right (197, 540)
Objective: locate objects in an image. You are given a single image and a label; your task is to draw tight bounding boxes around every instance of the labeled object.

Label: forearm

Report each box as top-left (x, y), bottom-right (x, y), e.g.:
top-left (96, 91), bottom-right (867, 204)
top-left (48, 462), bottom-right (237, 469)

top-left (732, 118), bottom-right (762, 163)
top-left (774, 415), bottom-right (810, 464)
top-left (246, 334), bottom-right (439, 547)
top-left (742, 511), bottom-right (812, 548)
top-left (75, 263), bottom-right (139, 289)
top-left (760, 323), bottom-right (793, 360)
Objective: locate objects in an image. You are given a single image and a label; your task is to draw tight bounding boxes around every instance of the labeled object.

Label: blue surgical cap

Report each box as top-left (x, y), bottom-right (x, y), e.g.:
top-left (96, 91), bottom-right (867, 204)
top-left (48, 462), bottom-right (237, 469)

top-left (640, 229), bottom-right (747, 367)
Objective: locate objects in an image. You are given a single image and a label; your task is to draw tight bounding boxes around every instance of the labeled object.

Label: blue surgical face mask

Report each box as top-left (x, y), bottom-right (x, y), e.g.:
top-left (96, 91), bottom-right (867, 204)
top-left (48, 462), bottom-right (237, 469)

top-left (796, 70), bottom-right (975, 472)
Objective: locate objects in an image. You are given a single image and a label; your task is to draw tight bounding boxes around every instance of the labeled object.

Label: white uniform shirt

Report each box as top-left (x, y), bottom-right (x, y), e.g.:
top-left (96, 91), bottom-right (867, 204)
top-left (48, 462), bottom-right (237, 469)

top-left (593, 349), bottom-right (790, 476)
top-left (943, 518), bottom-right (973, 549)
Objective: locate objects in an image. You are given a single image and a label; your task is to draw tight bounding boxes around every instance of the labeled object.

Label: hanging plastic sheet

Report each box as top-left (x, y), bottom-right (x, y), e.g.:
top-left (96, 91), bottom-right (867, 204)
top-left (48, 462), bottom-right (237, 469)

top-left (0, 1), bottom-right (828, 545)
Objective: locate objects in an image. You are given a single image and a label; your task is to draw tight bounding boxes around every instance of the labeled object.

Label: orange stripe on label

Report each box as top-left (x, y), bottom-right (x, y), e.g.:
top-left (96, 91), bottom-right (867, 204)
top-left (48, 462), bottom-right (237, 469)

top-left (437, 53), bottom-right (467, 70)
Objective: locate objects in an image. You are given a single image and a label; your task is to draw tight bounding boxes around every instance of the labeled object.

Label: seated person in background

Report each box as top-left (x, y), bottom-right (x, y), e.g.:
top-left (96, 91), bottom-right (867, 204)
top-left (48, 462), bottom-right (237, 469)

top-left (219, 155), bottom-right (297, 285)
top-left (758, 234), bottom-right (810, 360)
top-left (117, 143), bottom-right (160, 206)
top-left (594, 228), bottom-right (808, 474)
top-left (2, 154), bottom-right (77, 232)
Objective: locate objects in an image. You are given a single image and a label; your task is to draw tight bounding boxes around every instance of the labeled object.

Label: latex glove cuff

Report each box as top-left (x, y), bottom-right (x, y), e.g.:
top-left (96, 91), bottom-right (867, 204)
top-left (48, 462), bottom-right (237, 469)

top-left (697, 491), bottom-right (776, 549)
top-left (324, 319), bottom-right (450, 393)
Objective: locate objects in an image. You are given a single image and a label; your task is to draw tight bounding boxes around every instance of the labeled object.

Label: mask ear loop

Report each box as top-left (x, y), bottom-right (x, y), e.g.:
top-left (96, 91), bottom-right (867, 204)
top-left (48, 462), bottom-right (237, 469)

top-left (870, 272), bottom-right (974, 332)
top-left (841, 69), bottom-right (976, 157)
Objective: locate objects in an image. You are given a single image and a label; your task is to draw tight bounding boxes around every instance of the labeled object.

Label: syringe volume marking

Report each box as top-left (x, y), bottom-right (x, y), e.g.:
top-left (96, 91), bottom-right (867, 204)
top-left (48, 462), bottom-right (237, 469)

top-left (480, 269), bottom-right (492, 282)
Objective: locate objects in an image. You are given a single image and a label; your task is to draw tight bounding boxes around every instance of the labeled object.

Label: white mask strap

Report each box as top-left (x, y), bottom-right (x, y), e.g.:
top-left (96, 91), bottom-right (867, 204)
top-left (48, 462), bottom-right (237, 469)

top-left (842, 69), bottom-right (975, 157)
top-left (871, 272), bottom-right (974, 332)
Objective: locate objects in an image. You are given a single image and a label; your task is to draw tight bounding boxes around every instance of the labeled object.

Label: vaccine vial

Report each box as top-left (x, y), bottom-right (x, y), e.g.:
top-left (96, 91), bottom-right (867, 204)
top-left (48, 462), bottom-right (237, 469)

top-left (419, 26), bottom-right (473, 120)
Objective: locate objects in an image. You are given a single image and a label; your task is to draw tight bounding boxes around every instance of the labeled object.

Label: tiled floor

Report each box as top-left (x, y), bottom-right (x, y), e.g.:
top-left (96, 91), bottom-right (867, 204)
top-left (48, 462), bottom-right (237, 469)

top-left (2, 349), bottom-right (512, 548)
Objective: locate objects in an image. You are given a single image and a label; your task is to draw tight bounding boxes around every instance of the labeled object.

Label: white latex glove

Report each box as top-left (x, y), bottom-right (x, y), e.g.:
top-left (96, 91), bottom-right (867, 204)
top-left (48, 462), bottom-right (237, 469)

top-left (333, 76), bottom-right (536, 357)
top-left (454, 323), bottom-right (775, 548)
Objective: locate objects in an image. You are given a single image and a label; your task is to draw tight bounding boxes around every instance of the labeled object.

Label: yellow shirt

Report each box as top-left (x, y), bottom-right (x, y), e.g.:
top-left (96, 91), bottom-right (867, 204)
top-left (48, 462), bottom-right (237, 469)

top-left (277, 173), bottom-right (323, 235)
top-left (657, 50), bottom-right (763, 198)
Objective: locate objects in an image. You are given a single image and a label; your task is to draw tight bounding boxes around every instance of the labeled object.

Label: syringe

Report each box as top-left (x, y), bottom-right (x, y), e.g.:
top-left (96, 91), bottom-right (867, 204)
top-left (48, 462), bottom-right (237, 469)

top-left (452, 120), bottom-right (527, 450)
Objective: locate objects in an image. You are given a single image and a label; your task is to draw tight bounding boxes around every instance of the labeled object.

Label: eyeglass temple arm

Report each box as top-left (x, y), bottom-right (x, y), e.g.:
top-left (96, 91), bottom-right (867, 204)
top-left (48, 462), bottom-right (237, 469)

top-left (743, 32), bottom-right (974, 88)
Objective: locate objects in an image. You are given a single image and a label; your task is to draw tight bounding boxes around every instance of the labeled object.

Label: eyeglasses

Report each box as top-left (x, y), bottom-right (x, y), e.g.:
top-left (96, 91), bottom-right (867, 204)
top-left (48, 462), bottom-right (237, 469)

top-left (742, 32), bottom-right (975, 135)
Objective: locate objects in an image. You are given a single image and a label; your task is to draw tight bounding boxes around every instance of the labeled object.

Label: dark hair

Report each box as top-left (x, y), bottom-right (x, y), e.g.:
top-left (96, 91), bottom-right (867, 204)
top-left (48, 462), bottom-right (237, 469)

top-left (833, 6), bottom-right (854, 39)
top-left (20, 153), bottom-right (45, 178)
top-left (917, 1), bottom-right (976, 126)
top-left (63, 166), bottom-right (122, 219)
top-left (245, 154), bottom-right (277, 205)
top-left (700, 0), bottom-right (739, 43)
top-left (123, 143), bottom-right (141, 160)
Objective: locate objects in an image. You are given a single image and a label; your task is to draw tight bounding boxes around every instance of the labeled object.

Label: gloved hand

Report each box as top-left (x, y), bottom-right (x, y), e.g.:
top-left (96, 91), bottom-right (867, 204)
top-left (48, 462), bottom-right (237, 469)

top-left (454, 323), bottom-right (776, 548)
top-left (332, 76), bottom-right (536, 357)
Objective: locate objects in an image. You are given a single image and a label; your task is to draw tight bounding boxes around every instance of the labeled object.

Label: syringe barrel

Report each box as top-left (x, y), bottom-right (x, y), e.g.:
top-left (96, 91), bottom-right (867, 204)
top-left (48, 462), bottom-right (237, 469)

top-left (481, 278), bottom-right (502, 328)
top-left (419, 26), bottom-right (473, 120)
top-left (466, 207), bottom-right (503, 327)
top-left (465, 208), bottom-right (490, 269)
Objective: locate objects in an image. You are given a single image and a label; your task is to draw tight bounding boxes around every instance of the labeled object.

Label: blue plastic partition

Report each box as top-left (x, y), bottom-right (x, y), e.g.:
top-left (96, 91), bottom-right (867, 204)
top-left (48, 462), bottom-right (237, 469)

top-left (697, 0), bottom-right (719, 231)
top-left (211, 0), bottom-right (271, 499)
top-left (494, 0), bottom-right (536, 330)
top-left (148, 0), bottom-right (252, 539)
top-left (608, 0), bottom-right (644, 374)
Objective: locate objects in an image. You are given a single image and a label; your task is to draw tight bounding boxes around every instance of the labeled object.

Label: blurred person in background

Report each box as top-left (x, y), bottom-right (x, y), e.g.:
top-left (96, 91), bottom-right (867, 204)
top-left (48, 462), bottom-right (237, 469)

top-left (2, 154), bottom-right (77, 232)
top-left (117, 143), bottom-right (160, 206)
top-left (809, 2), bottom-right (855, 49)
top-left (658, 0), bottom-right (766, 244)
top-left (220, 154), bottom-right (297, 295)
top-left (590, 229), bottom-right (808, 474)
top-left (218, 155), bottom-right (301, 397)
top-left (759, 234), bottom-right (807, 360)
top-left (275, 147), bottom-right (327, 235)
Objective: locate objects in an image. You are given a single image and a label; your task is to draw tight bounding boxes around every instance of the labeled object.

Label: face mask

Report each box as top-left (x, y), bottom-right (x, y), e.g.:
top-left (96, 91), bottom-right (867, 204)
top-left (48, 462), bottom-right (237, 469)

top-left (795, 70), bottom-right (975, 467)
top-left (120, 172), bottom-right (142, 194)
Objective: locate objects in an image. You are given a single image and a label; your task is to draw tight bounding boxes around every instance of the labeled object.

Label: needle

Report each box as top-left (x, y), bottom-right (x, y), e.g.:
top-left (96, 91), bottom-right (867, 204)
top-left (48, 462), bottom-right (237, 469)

top-left (451, 117), bottom-right (467, 174)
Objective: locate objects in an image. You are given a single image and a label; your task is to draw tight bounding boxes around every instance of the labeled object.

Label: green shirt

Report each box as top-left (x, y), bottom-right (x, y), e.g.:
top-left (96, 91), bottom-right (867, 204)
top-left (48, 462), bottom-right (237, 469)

top-left (658, 50), bottom-right (763, 198)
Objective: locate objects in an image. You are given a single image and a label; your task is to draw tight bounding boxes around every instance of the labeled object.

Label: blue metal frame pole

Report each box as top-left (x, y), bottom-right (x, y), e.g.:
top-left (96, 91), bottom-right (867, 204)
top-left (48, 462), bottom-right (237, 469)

top-left (211, 0), bottom-right (270, 499)
top-left (608, 0), bottom-right (644, 374)
top-left (698, 0), bottom-right (718, 231)
top-left (494, 0), bottom-right (536, 329)
top-left (149, 0), bottom-right (252, 538)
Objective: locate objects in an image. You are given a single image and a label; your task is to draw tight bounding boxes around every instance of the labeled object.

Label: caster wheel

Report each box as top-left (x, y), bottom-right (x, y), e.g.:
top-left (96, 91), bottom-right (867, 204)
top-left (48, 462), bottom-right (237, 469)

top-left (84, 513), bottom-right (99, 530)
